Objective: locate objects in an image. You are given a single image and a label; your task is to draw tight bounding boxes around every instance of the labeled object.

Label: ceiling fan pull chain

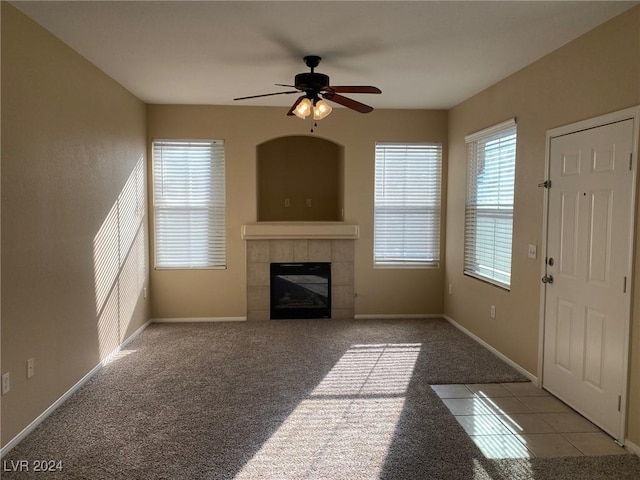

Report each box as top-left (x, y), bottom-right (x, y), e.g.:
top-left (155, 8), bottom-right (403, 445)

top-left (310, 121), bottom-right (318, 133)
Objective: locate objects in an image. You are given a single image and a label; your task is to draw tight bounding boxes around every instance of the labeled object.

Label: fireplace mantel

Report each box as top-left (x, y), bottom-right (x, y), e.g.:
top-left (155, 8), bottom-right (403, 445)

top-left (242, 222), bottom-right (359, 240)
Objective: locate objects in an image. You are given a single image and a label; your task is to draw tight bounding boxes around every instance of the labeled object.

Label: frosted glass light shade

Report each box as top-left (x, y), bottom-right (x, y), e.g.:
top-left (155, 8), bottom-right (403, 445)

top-left (293, 98), bottom-right (312, 119)
top-left (313, 100), bottom-right (332, 120)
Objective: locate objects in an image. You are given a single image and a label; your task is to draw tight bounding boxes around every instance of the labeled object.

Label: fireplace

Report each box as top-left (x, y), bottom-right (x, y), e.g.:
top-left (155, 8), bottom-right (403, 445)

top-left (244, 236), bottom-right (356, 321)
top-left (270, 262), bottom-right (331, 319)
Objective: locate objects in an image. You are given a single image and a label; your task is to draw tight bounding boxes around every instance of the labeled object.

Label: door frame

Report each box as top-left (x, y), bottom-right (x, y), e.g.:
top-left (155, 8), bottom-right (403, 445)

top-left (537, 105), bottom-right (640, 443)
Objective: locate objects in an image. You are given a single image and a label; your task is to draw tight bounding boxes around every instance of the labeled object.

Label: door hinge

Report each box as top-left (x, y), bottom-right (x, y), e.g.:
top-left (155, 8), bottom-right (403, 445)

top-left (618, 395), bottom-right (622, 412)
top-left (538, 180), bottom-right (552, 189)
top-left (623, 276), bottom-right (628, 293)
top-left (629, 153), bottom-right (633, 171)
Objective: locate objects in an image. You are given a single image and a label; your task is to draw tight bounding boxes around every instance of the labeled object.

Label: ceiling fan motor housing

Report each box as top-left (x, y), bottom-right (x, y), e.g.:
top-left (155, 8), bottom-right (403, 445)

top-left (295, 72), bottom-right (330, 93)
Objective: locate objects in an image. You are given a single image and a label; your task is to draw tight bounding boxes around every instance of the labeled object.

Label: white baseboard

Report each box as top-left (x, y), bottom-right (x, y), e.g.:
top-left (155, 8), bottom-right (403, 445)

top-left (0, 319), bottom-right (152, 459)
top-left (625, 439), bottom-right (640, 457)
top-left (354, 313), bottom-right (443, 320)
top-left (152, 317), bottom-right (246, 323)
top-left (443, 315), bottom-right (537, 383)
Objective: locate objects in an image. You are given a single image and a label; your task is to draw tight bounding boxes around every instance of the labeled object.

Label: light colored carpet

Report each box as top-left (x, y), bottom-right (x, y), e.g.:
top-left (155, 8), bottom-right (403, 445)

top-left (2, 318), bottom-right (639, 479)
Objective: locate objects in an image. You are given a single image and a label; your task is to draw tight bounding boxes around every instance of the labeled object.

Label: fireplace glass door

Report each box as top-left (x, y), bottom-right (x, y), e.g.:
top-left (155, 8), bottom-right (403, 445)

top-left (270, 263), bottom-right (331, 319)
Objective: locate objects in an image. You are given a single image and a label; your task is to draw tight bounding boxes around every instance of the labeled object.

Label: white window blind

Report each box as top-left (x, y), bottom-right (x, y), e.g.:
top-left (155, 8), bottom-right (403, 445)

top-left (464, 119), bottom-right (517, 288)
top-left (153, 140), bottom-right (226, 269)
top-left (374, 142), bottom-right (442, 267)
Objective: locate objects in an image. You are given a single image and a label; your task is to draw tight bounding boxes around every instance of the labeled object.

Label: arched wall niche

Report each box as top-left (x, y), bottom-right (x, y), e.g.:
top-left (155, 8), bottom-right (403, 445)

top-left (257, 135), bottom-right (344, 221)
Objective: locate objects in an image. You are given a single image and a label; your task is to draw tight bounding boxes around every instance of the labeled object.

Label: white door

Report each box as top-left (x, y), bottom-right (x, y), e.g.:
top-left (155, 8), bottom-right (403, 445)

top-left (543, 118), bottom-right (635, 440)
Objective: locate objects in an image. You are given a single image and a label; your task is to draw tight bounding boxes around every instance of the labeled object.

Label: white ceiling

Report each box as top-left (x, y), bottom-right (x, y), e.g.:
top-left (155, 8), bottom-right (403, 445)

top-left (12, 1), bottom-right (638, 109)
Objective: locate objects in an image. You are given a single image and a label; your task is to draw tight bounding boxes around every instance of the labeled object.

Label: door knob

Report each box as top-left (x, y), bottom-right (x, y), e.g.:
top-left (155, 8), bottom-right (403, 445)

top-left (541, 274), bottom-right (554, 284)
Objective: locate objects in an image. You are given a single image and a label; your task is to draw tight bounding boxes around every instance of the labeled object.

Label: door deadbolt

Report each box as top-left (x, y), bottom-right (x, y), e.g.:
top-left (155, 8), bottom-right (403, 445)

top-left (547, 257), bottom-right (555, 266)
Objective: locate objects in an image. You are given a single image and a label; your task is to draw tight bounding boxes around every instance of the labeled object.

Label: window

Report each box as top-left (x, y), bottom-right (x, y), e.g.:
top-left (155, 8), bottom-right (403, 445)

top-left (152, 140), bottom-right (226, 269)
top-left (374, 142), bottom-right (442, 267)
top-left (464, 119), bottom-right (517, 288)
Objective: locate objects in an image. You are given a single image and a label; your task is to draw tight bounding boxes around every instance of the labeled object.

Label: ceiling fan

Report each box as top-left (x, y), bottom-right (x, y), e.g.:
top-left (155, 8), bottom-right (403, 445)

top-left (233, 55), bottom-right (381, 120)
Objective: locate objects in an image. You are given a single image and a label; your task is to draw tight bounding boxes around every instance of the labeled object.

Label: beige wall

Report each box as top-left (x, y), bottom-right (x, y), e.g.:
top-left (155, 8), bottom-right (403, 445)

top-left (147, 106), bottom-right (448, 318)
top-left (1, 4), bottom-right (149, 447)
top-left (445, 6), bottom-right (640, 444)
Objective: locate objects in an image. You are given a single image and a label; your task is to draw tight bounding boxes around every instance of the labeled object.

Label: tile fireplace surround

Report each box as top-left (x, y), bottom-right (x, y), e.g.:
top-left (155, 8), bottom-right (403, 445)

top-left (243, 223), bottom-right (358, 321)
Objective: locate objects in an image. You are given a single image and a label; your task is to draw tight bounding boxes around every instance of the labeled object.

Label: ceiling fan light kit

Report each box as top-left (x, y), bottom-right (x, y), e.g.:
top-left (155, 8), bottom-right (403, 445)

top-left (234, 55), bottom-right (381, 126)
top-left (292, 97), bottom-right (332, 120)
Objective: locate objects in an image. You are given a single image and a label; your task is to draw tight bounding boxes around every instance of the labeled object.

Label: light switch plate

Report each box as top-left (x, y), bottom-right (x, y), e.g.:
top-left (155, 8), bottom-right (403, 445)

top-left (528, 244), bottom-right (537, 259)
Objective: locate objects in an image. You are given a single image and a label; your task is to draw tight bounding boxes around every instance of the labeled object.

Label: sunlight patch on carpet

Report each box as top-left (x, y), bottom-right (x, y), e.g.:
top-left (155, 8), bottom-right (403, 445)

top-left (234, 343), bottom-right (421, 479)
top-left (103, 349), bottom-right (136, 365)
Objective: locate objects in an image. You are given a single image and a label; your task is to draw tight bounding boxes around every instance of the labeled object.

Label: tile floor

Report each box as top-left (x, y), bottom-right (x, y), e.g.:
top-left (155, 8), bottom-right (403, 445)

top-left (431, 382), bottom-right (631, 459)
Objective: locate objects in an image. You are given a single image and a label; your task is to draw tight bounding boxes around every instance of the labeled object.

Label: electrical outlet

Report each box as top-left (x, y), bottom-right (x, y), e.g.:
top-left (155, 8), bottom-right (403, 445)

top-left (490, 305), bottom-right (496, 319)
top-left (305, 198), bottom-right (312, 208)
top-left (284, 198), bottom-right (291, 208)
top-left (2, 373), bottom-right (10, 395)
top-left (448, 284), bottom-right (452, 295)
top-left (27, 358), bottom-right (35, 379)
top-left (143, 287), bottom-right (147, 299)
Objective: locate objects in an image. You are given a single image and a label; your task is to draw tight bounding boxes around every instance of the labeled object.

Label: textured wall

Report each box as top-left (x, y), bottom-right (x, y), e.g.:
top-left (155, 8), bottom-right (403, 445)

top-left (1, 4), bottom-right (149, 447)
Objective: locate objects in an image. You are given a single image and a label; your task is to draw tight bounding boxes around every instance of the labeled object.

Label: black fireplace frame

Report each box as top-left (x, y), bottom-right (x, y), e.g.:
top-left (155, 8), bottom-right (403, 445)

top-left (270, 262), bottom-right (331, 319)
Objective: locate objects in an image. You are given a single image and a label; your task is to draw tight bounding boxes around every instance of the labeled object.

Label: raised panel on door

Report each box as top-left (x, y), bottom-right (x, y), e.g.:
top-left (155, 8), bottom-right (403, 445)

top-left (553, 298), bottom-right (573, 372)
top-left (583, 306), bottom-right (606, 392)
top-left (586, 189), bottom-right (613, 286)
top-left (558, 192), bottom-right (580, 278)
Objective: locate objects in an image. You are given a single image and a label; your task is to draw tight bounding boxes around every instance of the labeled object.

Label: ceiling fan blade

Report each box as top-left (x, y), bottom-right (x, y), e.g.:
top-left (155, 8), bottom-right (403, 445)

top-left (233, 90), bottom-right (299, 101)
top-left (323, 92), bottom-right (374, 114)
top-left (275, 84), bottom-right (297, 89)
top-left (287, 95), bottom-right (307, 116)
top-left (326, 86), bottom-right (381, 94)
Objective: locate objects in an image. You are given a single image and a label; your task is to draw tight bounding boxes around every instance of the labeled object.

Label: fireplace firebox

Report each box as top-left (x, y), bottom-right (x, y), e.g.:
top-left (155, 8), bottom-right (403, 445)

top-left (270, 263), bottom-right (331, 319)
